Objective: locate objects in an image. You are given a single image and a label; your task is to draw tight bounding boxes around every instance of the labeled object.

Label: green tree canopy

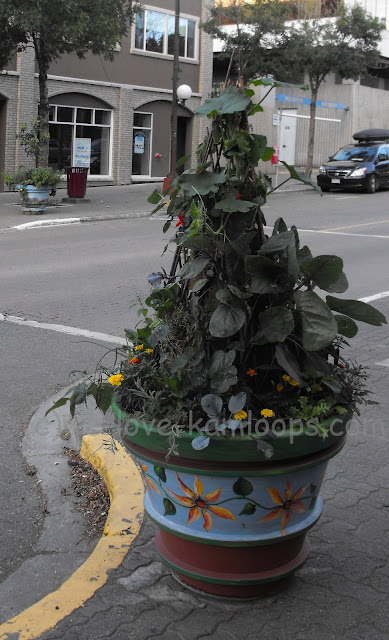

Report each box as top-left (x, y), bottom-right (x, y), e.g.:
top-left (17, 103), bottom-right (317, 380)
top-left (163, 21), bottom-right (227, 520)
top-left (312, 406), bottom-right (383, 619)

top-left (203, 2), bottom-right (385, 176)
top-left (0, 0), bottom-right (138, 165)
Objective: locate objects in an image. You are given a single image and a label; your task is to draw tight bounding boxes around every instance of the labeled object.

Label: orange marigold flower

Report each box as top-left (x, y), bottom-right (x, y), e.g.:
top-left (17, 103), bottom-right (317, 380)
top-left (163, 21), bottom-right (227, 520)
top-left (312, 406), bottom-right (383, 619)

top-left (129, 357), bottom-right (141, 364)
top-left (246, 368), bottom-right (257, 377)
top-left (277, 383), bottom-right (284, 392)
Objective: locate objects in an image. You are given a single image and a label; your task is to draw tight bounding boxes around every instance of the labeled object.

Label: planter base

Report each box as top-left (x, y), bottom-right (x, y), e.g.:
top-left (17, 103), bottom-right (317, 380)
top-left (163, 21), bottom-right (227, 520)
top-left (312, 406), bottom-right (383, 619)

top-left (156, 529), bottom-right (310, 598)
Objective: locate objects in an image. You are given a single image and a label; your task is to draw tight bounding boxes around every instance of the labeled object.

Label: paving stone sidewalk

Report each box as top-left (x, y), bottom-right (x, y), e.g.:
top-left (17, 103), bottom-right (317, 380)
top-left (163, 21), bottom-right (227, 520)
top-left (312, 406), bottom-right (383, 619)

top-left (39, 299), bottom-right (389, 640)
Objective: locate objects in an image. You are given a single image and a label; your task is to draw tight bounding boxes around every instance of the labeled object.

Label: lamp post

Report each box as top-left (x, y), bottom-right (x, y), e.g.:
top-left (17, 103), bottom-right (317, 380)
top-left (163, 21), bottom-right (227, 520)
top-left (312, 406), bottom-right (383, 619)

top-left (163, 0), bottom-right (192, 192)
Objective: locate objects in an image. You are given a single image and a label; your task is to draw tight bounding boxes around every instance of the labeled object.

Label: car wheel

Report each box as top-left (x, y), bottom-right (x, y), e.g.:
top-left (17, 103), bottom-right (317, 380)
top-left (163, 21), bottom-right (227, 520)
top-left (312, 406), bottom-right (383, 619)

top-left (366, 174), bottom-right (379, 193)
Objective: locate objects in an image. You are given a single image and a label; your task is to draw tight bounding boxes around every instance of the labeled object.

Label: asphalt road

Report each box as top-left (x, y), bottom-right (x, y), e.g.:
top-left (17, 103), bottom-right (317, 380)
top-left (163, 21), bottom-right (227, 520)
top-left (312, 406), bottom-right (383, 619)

top-left (0, 186), bottom-right (388, 584)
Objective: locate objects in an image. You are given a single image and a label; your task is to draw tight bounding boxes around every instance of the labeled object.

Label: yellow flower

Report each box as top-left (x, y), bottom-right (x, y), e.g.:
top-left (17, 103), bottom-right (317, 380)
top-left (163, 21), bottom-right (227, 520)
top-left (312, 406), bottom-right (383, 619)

top-left (134, 344), bottom-right (144, 351)
top-left (145, 348), bottom-right (153, 354)
top-left (277, 383), bottom-right (284, 392)
top-left (108, 373), bottom-right (124, 386)
top-left (246, 368), bottom-right (257, 377)
top-left (261, 409), bottom-right (274, 418)
top-left (282, 374), bottom-right (291, 382)
top-left (311, 383), bottom-right (323, 393)
top-left (234, 410), bottom-right (247, 420)
top-left (289, 378), bottom-right (299, 387)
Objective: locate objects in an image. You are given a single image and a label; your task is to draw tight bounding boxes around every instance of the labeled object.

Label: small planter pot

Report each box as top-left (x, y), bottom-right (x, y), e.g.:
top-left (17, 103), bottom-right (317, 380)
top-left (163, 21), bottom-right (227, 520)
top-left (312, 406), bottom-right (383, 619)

top-left (21, 185), bottom-right (51, 213)
top-left (113, 400), bottom-right (348, 598)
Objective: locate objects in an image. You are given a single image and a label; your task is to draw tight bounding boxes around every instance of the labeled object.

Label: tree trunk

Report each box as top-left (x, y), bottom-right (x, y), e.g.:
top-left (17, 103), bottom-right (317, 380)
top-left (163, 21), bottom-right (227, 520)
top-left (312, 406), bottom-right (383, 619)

top-left (305, 85), bottom-right (318, 178)
top-left (37, 66), bottom-right (50, 167)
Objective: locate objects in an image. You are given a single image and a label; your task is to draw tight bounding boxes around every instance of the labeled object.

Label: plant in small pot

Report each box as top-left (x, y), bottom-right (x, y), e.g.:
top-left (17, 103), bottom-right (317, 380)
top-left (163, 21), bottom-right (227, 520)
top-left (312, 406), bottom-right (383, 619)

top-left (4, 166), bottom-right (62, 213)
top-left (49, 78), bottom-right (386, 598)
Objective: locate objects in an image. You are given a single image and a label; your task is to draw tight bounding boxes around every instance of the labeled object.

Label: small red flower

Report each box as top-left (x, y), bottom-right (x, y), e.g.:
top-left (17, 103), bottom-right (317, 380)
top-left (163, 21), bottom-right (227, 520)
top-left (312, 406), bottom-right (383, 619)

top-left (129, 357), bottom-right (141, 364)
top-left (176, 215), bottom-right (184, 227)
top-left (337, 362), bottom-right (345, 368)
top-left (237, 192), bottom-right (242, 198)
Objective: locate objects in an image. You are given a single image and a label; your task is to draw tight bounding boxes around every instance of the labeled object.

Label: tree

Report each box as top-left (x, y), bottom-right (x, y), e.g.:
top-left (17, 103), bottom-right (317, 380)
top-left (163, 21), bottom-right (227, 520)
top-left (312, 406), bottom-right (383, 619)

top-left (272, 4), bottom-right (385, 176)
top-left (202, 0), bottom-right (289, 85)
top-left (0, 0), bottom-right (138, 166)
top-left (203, 1), bottom-right (385, 177)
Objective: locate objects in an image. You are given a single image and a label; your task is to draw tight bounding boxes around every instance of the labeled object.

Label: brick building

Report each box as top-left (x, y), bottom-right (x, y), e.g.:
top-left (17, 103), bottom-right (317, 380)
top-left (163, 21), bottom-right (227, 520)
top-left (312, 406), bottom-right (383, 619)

top-left (0, 0), bottom-right (213, 190)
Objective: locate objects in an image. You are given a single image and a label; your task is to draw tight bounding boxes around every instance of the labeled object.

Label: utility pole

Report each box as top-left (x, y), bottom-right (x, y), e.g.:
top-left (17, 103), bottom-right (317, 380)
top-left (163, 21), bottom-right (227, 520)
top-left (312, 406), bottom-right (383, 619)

top-left (164, 0), bottom-right (180, 190)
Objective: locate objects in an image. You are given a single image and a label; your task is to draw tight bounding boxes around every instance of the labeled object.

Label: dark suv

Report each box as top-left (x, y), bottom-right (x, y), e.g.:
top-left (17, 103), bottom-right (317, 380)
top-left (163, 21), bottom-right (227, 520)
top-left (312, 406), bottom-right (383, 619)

top-left (317, 129), bottom-right (389, 194)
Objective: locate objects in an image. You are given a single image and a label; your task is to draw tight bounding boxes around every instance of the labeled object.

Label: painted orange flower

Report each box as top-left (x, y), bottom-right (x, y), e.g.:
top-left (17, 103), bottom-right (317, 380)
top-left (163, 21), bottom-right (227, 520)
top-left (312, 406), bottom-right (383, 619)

top-left (169, 473), bottom-right (235, 532)
top-left (246, 368), bottom-right (257, 377)
top-left (258, 478), bottom-right (308, 534)
top-left (140, 464), bottom-right (161, 495)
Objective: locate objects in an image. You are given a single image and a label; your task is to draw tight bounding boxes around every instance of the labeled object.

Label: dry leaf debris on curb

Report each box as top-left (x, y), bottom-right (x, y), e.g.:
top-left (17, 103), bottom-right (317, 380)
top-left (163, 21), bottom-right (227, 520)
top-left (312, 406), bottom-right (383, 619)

top-left (64, 447), bottom-right (110, 538)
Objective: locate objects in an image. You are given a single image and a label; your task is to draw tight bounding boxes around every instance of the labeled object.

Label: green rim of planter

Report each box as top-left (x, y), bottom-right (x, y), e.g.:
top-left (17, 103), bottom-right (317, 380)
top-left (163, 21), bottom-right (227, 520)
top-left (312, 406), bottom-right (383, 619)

top-left (112, 399), bottom-right (349, 465)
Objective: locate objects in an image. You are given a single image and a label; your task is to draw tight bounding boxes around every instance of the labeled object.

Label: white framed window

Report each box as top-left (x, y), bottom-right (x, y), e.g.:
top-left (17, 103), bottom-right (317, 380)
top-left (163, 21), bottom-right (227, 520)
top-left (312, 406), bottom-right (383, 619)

top-left (134, 6), bottom-right (198, 60)
top-left (48, 105), bottom-right (112, 177)
top-left (132, 111), bottom-right (153, 177)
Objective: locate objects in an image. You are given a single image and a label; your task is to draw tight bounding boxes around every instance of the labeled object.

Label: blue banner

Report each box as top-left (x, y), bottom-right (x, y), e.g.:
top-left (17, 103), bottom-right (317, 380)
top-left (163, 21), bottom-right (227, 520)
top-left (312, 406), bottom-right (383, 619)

top-left (276, 94), bottom-right (347, 110)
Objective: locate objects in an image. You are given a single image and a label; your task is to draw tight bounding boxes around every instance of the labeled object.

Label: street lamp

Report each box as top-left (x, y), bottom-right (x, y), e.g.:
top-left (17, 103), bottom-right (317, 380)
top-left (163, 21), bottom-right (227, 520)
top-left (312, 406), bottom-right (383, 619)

top-left (177, 84), bottom-right (192, 104)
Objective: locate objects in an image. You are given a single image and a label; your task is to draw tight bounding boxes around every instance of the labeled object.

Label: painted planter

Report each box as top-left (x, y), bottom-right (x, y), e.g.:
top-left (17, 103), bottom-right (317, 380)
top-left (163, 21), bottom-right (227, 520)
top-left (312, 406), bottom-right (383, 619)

top-left (21, 185), bottom-right (51, 213)
top-left (113, 400), bottom-right (347, 598)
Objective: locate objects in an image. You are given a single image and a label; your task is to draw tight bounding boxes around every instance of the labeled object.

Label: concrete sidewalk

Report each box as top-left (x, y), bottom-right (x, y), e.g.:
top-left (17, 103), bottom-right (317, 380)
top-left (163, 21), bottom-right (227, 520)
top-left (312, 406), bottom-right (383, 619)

top-left (0, 298), bottom-right (388, 640)
top-left (0, 170), bottom-right (319, 232)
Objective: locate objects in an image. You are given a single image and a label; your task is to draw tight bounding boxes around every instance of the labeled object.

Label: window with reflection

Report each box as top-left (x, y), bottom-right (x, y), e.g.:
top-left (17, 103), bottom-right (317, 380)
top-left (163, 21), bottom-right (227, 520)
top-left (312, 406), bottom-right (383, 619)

top-left (135, 8), bottom-right (197, 59)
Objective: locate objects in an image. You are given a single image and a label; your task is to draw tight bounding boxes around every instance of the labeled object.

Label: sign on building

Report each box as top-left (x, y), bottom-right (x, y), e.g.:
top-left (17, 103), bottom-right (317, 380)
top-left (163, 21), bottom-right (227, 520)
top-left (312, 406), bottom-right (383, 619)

top-left (74, 138), bottom-right (91, 167)
top-left (134, 134), bottom-right (145, 154)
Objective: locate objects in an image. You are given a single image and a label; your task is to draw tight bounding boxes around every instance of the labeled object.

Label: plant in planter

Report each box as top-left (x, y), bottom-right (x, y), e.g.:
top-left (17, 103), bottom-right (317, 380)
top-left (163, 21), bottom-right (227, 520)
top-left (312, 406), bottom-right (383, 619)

top-left (49, 78), bottom-right (386, 597)
top-left (4, 166), bottom-right (62, 213)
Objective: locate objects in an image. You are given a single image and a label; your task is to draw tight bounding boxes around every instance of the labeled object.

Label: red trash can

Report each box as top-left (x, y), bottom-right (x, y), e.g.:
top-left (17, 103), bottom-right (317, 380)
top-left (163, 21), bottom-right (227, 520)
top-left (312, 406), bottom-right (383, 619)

top-left (65, 167), bottom-right (88, 198)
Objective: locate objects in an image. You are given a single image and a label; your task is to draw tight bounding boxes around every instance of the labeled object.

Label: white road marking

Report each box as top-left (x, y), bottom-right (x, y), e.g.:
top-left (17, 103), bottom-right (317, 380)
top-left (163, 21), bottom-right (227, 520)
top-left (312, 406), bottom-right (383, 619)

top-left (376, 358), bottom-right (389, 367)
top-left (0, 314), bottom-right (126, 345)
top-left (13, 218), bottom-right (81, 230)
top-left (295, 229), bottom-right (389, 239)
top-left (358, 291), bottom-right (389, 303)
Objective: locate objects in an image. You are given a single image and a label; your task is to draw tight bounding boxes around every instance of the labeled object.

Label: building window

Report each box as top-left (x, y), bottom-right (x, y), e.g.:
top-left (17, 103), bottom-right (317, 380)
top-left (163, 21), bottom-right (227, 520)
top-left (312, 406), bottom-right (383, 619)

top-left (49, 105), bottom-right (112, 176)
top-left (132, 112), bottom-right (152, 177)
top-left (134, 8), bottom-right (197, 59)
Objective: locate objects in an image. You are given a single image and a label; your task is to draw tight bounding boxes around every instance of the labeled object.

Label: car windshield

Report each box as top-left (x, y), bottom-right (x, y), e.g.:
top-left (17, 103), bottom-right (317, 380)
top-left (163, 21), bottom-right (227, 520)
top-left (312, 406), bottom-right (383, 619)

top-left (332, 147), bottom-right (376, 162)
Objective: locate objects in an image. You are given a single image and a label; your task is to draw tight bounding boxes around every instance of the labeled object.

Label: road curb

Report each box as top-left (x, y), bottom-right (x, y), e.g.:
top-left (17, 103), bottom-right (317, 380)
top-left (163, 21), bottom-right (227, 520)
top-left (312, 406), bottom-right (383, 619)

top-left (0, 210), bottom-right (153, 233)
top-left (0, 434), bottom-right (144, 640)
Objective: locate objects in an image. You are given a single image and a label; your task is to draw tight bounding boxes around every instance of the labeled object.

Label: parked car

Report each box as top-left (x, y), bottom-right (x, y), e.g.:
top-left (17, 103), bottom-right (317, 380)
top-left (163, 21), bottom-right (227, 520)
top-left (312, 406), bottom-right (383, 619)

top-left (317, 129), bottom-right (389, 194)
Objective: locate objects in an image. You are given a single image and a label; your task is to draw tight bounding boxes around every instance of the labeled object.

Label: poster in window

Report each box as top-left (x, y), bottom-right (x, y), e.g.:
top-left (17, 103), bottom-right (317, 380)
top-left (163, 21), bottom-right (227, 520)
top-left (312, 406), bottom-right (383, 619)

top-left (74, 138), bottom-right (91, 167)
top-left (134, 133), bottom-right (145, 154)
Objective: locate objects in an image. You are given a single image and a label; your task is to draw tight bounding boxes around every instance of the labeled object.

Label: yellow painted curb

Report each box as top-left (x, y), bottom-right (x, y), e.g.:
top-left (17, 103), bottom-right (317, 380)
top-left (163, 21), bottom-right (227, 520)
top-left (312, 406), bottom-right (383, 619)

top-left (0, 435), bottom-right (144, 640)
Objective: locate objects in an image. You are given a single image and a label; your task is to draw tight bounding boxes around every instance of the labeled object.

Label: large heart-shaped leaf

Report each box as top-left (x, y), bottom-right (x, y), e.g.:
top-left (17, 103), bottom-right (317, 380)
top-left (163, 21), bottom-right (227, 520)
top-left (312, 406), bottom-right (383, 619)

top-left (209, 304), bottom-right (246, 338)
top-left (275, 344), bottom-right (304, 385)
top-left (334, 314), bottom-right (358, 338)
top-left (259, 230), bottom-right (295, 254)
top-left (178, 257), bottom-right (210, 279)
top-left (211, 366), bottom-right (238, 394)
top-left (178, 170), bottom-right (227, 196)
top-left (208, 350), bottom-right (236, 377)
top-left (214, 197), bottom-right (255, 213)
top-left (252, 307), bottom-right (295, 345)
top-left (148, 323), bottom-right (169, 348)
top-left (294, 290), bottom-right (337, 351)
top-left (196, 86), bottom-right (251, 116)
top-left (280, 161), bottom-right (322, 193)
top-left (326, 296), bottom-right (387, 326)
top-left (301, 255), bottom-right (344, 291)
